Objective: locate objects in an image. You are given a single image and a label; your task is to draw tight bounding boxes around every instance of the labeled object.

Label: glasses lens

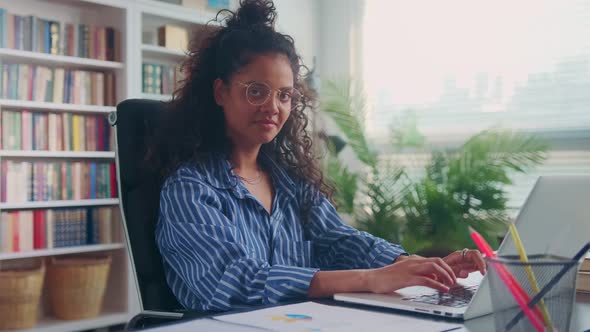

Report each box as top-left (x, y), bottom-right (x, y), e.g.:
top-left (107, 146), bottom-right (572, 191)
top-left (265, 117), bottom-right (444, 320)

top-left (246, 82), bottom-right (271, 105)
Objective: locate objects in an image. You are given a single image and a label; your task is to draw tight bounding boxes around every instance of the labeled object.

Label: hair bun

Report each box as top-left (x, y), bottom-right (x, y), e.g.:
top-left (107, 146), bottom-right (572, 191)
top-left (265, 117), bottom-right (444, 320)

top-left (226, 0), bottom-right (277, 29)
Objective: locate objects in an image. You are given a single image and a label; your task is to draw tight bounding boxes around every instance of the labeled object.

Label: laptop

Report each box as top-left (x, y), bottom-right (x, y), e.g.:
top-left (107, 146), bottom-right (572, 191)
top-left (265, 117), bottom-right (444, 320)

top-left (334, 176), bottom-right (590, 320)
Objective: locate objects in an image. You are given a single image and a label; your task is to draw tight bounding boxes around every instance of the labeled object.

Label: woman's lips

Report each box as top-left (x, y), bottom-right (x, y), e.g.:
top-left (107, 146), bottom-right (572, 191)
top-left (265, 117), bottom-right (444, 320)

top-left (257, 119), bottom-right (278, 128)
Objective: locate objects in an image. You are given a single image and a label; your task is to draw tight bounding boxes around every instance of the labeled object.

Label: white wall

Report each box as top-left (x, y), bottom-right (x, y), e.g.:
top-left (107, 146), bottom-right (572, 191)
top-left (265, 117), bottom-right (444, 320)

top-left (273, 0), bottom-right (320, 68)
top-left (227, 0), bottom-right (320, 71)
top-left (315, 0), bottom-right (367, 171)
top-left (317, 0), bottom-right (364, 80)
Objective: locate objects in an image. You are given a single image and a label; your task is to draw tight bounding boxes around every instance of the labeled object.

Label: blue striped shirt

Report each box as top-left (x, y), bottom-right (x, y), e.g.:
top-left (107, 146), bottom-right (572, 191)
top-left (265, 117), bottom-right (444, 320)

top-left (156, 152), bottom-right (407, 312)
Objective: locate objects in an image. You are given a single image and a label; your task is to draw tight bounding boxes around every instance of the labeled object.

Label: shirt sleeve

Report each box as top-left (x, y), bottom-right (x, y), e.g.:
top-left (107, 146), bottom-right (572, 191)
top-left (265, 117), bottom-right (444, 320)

top-left (156, 178), bottom-right (319, 312)
top-left (304, 192), bottom-right (408, 270)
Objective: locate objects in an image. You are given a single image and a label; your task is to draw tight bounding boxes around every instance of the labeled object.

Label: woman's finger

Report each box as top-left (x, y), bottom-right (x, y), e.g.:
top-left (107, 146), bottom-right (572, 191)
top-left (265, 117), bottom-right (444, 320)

top-left (412, 276), bottom-right (450, 293)
top-left (429, 257), bottom-right (457, 283)
top-left (413, 261), bottom-right (455, 286)
top-left (443, 250), bottom-right (463, 266)
top-left (467, 250), bottom-right (487, 274)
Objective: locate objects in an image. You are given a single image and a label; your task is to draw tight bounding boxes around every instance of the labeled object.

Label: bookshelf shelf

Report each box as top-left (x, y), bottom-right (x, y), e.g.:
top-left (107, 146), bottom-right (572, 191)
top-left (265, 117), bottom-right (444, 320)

top-left (0, 150), bottom-right (115, 158)
top-left (0, 243), bottom-right (125, 261)
top-left (137, 0), bottom-right (211, 25)
top-left (0, 48), bottom-right (124, 70)
top-left (141, 92), bottom-right (173, 101)
top-left (0, 99), bottom-right (116, 113)
top-left (141, 44), bottom-right (186, 61)
top-left (18, 312), bottom-right (129, 332)
top-left (0, 198), bottom-right (120, 210)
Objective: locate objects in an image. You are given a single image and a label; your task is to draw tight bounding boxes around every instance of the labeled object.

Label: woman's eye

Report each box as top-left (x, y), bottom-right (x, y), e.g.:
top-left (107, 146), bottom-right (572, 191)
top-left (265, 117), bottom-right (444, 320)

top-left (248, 88), bottom-right (263, 97)
top-left (279, 91), bottom-right (292, 102)
top-left (248, 83), bottom-right (268, 95)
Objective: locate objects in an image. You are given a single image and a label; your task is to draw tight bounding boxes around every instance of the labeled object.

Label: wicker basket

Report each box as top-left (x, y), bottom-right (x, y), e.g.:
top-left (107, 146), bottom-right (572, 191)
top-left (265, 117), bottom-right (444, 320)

top-left (47, 255), bottom-right (111, 320)
top-left (0, 260), bottom-right (45, 330)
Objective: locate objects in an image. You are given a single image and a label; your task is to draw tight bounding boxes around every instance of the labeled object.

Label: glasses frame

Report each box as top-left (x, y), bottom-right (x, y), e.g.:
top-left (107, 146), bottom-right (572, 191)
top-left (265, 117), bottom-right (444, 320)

top-left (234, 80), bottom-right (303, 111)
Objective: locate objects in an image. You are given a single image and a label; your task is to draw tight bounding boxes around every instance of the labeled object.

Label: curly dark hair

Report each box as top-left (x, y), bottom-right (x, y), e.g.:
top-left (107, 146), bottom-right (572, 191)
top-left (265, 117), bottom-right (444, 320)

top-left (149, 0), bottom-right (333, 201)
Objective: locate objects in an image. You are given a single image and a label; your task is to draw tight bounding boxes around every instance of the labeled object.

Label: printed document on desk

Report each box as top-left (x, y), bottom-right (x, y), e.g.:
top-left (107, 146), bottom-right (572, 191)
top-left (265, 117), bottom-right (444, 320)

top-left (214, 302), bottom-right (462, 331)
top-left (142, 317), bottom-right (262, 331)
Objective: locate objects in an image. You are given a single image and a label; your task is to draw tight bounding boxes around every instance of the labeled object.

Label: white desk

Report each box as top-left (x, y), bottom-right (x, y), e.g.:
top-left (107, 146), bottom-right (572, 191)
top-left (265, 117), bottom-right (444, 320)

top-left (140, 293), bottom-right (590, 331)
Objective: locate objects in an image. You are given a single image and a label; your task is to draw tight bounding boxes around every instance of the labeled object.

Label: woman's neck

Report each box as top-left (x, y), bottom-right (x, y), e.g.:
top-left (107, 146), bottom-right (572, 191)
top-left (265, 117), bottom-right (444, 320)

top-left (229, 145), bottom-right (262, 175)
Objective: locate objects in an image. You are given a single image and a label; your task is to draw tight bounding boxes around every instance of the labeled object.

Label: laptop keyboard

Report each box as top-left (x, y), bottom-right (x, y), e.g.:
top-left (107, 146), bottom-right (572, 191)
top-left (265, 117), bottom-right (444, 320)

top-left (402, 285), bottom-right (478, 308)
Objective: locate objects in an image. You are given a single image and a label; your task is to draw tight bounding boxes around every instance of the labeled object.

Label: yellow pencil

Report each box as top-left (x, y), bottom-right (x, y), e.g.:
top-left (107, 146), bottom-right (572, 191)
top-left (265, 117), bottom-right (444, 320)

top-left (508, 223), bottom-right (554, 329)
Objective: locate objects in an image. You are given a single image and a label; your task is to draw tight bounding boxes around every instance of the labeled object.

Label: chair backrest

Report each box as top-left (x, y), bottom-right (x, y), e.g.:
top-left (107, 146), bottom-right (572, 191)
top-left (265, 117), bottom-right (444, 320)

top-left (111, 99), bottom-right (182, 312)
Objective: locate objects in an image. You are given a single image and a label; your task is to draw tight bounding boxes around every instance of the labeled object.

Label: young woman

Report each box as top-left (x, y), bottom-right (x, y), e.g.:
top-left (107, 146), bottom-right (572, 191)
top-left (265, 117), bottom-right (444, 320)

top-left (152, 0), bottom-right (486, 312)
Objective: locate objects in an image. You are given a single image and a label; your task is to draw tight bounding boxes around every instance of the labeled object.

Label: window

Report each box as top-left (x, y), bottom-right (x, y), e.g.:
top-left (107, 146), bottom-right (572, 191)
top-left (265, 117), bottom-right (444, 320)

top-left (362, 0), bottom-right (590, 210)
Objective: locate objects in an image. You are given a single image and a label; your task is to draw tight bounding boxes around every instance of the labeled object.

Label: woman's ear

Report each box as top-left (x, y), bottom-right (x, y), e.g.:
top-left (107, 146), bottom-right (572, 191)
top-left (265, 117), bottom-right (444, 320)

top-left (213, 78), bottom-right (226, 107)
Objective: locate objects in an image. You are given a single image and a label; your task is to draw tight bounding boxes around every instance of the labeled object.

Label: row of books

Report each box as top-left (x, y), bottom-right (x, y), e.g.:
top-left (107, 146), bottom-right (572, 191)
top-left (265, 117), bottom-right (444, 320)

top-left (0, 8), bottom-right (120, 61)
top-left (577, 254), bottom-right (590, 293)
top-left (0, 63), bottom-right (117, 106)
top-left (1, 110), bottom-right (114, 151)
top-left (0, 207), bottom-right (119, 253)
top-left (142, 63), bottom-right (182, 95)
top-left (1, 161), bottom-right (117, 203)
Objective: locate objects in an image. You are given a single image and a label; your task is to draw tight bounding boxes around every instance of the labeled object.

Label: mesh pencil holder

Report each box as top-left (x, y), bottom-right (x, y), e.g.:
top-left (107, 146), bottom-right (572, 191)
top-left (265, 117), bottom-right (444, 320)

top-left (47, 255), bottom-right (111, 320)
top-left (486, 255), bottom-right (579, 332)
top-left (0, 259), bottom-right (45, 330)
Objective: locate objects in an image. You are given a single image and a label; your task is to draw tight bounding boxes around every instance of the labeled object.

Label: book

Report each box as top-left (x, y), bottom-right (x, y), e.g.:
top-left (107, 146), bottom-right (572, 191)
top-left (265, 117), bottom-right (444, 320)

top-left (49, 21), bottom-right (60, 55)
top-left (143, 63), bottom-right (153, 94)
top-left (105, 27), bottom-right (115, 61)
top-left (580, 254), bottom-right (590, 272)
top-left (46, 209), bottom-right (54, 249)
top-left (153, 64), bottom-right (162, 95)
top-left (157, 25), bottom-right (188, 52)
top-left (578, 271), bottom-right (590, 293)
top-left (0, 9), bottom-right (5, 48)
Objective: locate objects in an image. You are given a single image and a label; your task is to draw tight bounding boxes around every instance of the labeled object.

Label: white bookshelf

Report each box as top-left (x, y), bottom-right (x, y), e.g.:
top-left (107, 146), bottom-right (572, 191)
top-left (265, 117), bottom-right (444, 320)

top-left (0, 1), bottom-right (226, 330)
top-left (0, 99), bottom-right (116, 114)
top-left (141, 92), bottom-right (173, 101)
top-left (0, 198), bottom-right (120, 210)
top-left (141, 44), bottom-right (186, 61)
top-left (0, 150), bottom-right (116, 158)
top-left (0, 4), bottom-right (131, 331)
top-left (137, 0), bottom-right (212, 25)
top-left (18, 312), bottom-right (129, 332)
top-left (0, 48), bottom-right (124, 70)
top-left (0, 243), bottom-right (125, 260)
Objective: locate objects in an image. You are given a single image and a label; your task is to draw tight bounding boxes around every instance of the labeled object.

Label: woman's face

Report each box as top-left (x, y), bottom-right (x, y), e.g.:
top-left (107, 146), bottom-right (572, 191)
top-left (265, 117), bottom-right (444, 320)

top-left (214, 53), bottom-right (296, 148)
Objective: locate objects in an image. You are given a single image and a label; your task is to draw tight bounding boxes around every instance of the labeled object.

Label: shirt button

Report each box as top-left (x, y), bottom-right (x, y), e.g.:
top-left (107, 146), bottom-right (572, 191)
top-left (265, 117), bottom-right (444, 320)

top-left (257, 206), bottom-right (264, 211)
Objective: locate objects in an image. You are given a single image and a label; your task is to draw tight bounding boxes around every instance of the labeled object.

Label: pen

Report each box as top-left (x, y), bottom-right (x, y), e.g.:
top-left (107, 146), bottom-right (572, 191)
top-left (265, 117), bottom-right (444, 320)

top-left (508, 223), bottom-right (554, 329)
top-left (469, 226), bottom-right (544, 332)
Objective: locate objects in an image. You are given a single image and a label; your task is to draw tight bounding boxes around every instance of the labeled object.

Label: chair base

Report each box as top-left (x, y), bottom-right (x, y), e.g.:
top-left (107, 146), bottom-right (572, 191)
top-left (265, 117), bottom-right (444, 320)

top-left (126, 310), bottom-right (185, 331)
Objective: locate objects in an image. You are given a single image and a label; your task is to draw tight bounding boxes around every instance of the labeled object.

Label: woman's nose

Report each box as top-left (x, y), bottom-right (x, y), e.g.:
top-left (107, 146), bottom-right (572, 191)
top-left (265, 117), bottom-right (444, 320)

top-left (260, 92), bottom-right (281, 114)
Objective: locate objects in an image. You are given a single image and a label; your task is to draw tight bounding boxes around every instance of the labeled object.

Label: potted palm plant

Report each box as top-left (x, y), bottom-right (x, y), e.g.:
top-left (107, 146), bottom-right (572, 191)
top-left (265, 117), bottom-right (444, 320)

top-left (319, 78), bottom-right (549, 255)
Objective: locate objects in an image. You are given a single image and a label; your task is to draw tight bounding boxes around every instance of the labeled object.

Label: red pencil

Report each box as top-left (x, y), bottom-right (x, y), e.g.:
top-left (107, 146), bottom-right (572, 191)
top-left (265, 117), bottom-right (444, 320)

top-left (468, 226), bottom-right (545, 332)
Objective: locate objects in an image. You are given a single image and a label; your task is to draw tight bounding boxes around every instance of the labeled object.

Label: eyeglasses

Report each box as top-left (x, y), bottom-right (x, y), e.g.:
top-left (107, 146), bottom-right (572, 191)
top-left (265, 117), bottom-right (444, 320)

top-left (235, 81), bottom-right (303, 111)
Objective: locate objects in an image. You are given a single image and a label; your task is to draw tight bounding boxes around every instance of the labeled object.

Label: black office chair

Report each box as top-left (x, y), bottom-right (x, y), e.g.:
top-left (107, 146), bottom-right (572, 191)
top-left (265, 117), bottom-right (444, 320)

top-left (109, 99), bottom-right (186, 330)
top-left (111, 99), bottom-right (281, 330)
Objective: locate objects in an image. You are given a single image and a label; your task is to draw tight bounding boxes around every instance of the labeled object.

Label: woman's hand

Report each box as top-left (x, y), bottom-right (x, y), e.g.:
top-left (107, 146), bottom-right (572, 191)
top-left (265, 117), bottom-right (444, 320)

top-left (443, 249), bottom-right (486, 278)
top-left (365, 255), bottom-right (457, 294)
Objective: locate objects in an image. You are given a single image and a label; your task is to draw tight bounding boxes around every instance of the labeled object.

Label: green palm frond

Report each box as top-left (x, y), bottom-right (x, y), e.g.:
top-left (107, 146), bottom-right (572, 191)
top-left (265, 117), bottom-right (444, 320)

top-left (325, 154), bottom-right (358, 214)
top-left (356, 163), bottom-right (408, 243)
top-left (402, 129), bottom-right (548, 253)
top-left (460, 129), bottom-right (548, 174)
top-left (320, 79), bottom-right (377, 167)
